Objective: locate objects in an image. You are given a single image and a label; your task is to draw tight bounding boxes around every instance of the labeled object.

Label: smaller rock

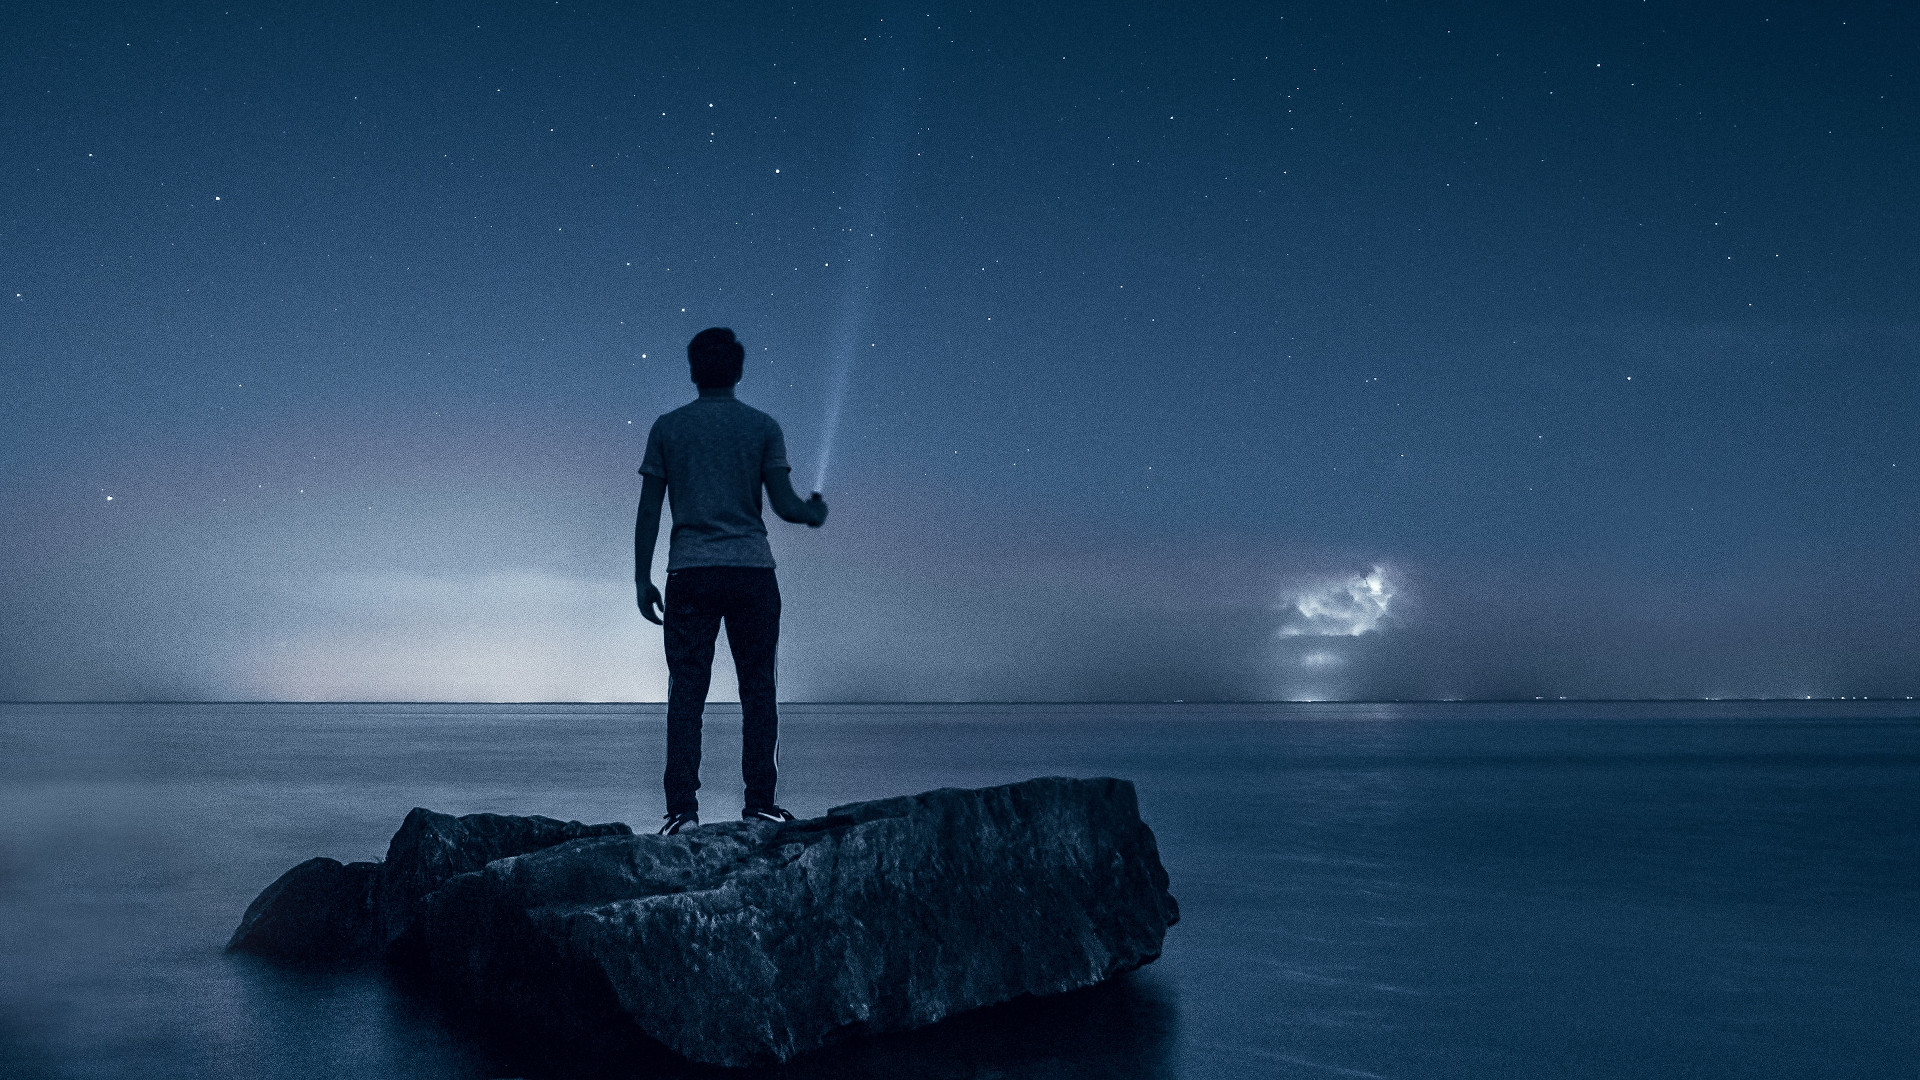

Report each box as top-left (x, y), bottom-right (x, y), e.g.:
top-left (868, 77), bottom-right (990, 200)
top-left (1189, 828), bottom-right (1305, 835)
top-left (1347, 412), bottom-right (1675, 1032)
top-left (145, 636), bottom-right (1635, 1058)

top-left (376, 809), bottom-right (632, 953)
top-left (228, 811), bottom-right (632, 969)
top-left (227, 857), bottom-right (379, 964)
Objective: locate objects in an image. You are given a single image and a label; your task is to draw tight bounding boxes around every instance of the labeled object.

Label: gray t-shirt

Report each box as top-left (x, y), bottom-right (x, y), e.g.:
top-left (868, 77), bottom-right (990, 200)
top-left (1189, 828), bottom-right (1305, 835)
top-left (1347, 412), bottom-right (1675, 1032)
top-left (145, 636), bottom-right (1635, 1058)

top-left (640, 395), bottom-right (790, 571)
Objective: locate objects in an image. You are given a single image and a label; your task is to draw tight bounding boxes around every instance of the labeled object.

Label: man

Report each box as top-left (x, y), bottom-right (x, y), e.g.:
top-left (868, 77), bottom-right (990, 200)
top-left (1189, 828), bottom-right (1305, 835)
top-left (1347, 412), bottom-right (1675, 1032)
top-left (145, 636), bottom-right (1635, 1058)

top-left (635, 327), bottom-right (828, 835)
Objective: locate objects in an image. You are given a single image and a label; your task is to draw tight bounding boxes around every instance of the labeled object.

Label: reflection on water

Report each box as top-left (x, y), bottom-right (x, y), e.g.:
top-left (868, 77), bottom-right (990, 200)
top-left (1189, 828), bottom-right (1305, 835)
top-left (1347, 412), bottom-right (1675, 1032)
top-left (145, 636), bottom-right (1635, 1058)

top-left (221, 963), bottom-right (488, 1080)
top-left (770, 973), bottom-right (1178, 1080)
top-left (2, 701), bottom-right (1917, 1079)
top-left (216, 949), bottom-right (1179, 1080)
top-left (435, 968), bottom-right (1177, 1080)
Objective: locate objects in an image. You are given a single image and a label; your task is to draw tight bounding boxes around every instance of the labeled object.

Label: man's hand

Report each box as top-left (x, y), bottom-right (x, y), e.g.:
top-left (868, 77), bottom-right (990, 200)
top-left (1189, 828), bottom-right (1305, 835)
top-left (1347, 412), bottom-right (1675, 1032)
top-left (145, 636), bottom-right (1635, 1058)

top-left (764, 465), bottom-right (829, 527)
top-left (638, 580), bottom-right (663, 625)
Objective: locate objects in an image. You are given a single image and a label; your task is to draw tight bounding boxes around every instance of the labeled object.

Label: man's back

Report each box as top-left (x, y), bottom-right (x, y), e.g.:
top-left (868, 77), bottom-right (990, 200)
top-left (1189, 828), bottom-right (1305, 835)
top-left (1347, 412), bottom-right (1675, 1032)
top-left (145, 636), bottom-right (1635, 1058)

top-left (640, 396), bottom-right (789, 571)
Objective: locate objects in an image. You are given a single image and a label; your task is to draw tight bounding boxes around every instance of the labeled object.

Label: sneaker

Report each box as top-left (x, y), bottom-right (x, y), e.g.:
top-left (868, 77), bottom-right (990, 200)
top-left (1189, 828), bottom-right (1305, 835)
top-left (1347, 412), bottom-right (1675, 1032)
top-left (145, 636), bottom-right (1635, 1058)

top-left (659, 810), bottom-right (699, 835)
top-left (742, 805), bottom-right (795, 823)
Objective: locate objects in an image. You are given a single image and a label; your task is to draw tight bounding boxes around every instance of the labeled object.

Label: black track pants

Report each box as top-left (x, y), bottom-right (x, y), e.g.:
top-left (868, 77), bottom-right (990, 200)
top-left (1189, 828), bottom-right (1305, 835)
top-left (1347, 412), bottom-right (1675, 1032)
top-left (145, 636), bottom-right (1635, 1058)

top-left (662, 566), bottom-right (780, 815)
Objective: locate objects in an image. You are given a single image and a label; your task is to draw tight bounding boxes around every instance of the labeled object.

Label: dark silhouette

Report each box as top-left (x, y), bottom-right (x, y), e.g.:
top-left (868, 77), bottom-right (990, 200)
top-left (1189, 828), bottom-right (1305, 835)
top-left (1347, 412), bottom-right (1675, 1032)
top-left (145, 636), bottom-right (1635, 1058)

top-left (635, 328), bottom-right (826, 835)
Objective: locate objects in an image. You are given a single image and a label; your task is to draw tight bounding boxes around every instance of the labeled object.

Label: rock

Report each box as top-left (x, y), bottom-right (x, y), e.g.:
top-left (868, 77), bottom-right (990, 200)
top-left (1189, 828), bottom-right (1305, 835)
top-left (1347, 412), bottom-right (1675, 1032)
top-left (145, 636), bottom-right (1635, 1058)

top-left (228, 810), bottom-right (631, 966)
top-left (227, 857), bottom-right (380, 964)
top-left (228, 781), bottom-right (1177, 1068)
top-left (374, 809), bottom-right (632, 952)
top-left (421, 776), bottom-right (1178, 1067)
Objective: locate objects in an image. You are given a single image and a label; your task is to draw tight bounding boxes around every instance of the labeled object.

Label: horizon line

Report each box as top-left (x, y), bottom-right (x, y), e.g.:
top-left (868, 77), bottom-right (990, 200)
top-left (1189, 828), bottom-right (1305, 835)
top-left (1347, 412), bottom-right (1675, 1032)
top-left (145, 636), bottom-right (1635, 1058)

top-left (1, 697), bottom-right (1914, 706)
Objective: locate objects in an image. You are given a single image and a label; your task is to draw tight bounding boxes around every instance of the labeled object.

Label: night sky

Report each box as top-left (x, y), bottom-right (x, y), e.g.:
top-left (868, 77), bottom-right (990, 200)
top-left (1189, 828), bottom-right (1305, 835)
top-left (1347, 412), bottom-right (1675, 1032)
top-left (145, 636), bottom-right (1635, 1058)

top-left (5, 1), bottom-right (1916, 702)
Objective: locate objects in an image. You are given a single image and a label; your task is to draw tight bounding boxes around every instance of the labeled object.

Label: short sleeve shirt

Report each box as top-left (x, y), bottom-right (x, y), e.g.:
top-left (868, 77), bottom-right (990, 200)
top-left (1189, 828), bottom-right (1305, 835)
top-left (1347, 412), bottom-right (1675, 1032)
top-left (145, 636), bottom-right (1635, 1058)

top-left (640, 396), bottom-right (790, 570)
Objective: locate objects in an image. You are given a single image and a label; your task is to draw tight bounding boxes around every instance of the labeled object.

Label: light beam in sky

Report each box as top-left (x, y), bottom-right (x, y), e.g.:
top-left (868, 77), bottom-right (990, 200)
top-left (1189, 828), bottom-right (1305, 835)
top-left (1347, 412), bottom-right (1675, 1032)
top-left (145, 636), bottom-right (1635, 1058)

top-left (812, 12), bottom-right (932, 494)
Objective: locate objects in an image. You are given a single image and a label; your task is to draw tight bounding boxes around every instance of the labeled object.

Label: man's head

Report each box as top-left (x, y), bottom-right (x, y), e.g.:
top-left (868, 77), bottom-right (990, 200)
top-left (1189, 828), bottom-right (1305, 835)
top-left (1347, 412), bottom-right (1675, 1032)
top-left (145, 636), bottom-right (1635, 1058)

top-left (688, 327), bottom-right (745, 389)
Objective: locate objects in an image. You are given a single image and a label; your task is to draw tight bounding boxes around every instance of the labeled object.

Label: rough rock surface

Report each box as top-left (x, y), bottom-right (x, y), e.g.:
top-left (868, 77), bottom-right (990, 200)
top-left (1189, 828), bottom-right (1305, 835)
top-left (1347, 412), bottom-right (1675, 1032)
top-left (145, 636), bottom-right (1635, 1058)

top-left (227, 811), bottom-right (630, 965)
top-left (227, 857), bottom-right (380, 963)
top-left (375, 809), bottom-right (631, 952)
top-left (422, 776), bottom-right (1178, 1067)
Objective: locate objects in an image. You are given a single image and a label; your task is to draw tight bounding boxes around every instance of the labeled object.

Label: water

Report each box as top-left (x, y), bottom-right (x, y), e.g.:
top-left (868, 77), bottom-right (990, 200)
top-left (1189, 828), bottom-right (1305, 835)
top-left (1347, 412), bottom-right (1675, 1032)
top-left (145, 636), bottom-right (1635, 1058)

top-left (2, 701), bottom-right (1916, 1079)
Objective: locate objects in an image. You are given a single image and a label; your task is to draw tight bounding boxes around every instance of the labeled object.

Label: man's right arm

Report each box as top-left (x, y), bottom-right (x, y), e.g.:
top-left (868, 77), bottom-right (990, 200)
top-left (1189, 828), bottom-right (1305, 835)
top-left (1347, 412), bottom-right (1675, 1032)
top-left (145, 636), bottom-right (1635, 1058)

top-left (764, 466), bottom-right (827, 527)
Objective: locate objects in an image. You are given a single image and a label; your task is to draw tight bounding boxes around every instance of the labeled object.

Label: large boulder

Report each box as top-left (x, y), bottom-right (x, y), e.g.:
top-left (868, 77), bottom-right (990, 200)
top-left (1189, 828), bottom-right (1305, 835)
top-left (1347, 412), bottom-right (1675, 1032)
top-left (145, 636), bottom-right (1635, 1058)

top-left (422, 776), bottom-right (1178, 1067)
top-left (227, 810), bottom-right (631, 965)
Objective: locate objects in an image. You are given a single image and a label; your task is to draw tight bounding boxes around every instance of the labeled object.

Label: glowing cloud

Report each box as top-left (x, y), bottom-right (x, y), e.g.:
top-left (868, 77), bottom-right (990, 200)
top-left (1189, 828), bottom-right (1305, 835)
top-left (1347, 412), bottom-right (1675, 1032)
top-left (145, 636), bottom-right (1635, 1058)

top-left (1279, 567), bottom-right (1396, 637)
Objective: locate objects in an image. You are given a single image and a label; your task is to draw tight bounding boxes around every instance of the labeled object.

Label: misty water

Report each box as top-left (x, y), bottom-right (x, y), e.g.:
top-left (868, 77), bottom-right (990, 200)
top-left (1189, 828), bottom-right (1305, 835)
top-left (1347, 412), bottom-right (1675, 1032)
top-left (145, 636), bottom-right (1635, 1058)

top-left (1, 701), bottom-right (1915, 1079)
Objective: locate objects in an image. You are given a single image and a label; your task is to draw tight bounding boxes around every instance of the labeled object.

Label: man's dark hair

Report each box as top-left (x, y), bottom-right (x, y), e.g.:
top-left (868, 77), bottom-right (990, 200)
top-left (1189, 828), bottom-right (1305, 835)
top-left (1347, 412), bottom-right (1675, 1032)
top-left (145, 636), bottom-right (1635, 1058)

top-left (688, 327), bottom-right (746, 388)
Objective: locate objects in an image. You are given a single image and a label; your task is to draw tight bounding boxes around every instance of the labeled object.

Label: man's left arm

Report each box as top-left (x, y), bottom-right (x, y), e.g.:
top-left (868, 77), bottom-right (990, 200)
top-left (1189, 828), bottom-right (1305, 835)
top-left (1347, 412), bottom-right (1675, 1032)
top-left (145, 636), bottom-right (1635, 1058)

top-left (635, 473), bottom-right (666, 623)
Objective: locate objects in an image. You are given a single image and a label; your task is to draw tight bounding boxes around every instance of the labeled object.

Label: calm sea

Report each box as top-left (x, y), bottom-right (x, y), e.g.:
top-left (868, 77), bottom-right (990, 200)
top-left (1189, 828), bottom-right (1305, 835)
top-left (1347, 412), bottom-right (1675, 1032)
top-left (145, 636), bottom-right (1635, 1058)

top-left (1, 701), bottom-right (1916, 1079)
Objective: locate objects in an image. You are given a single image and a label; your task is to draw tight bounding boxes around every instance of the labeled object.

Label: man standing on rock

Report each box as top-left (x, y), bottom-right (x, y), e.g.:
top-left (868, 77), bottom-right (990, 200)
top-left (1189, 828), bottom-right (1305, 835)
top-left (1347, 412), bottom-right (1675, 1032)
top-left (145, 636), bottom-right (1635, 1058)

top-left (635, 327), bottom-right (828, 835)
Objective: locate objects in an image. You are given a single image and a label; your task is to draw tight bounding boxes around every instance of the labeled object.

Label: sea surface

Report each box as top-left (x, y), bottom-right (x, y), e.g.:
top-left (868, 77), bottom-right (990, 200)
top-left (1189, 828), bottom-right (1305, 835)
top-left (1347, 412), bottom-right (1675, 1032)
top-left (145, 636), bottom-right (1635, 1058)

top-left (1, 701), bottom-right (1916, 1079)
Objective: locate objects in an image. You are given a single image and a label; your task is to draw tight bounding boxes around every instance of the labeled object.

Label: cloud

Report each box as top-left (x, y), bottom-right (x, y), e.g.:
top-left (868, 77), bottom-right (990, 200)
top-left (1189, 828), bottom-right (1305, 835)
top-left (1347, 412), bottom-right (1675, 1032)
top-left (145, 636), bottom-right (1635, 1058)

top-left (1279, 567), bottom-right (1396, 637)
